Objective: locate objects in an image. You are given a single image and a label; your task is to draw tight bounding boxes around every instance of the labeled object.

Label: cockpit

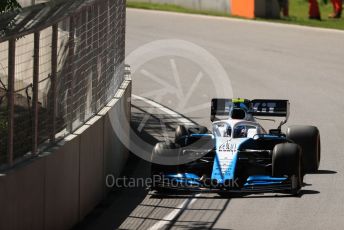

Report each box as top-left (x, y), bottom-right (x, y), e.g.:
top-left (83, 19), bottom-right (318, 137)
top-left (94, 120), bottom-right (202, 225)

top-left (213, 121), bottom-right (263, 139)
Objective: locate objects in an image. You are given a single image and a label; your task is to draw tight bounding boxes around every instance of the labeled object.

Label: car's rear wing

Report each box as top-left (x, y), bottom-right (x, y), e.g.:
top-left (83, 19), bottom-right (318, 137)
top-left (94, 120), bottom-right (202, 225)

top-left (211, 98), bottom-right (232, 116)
top-left (211, 98), bottom-right (251, 121)
top-left (211, 98), bottom-right (290, 129)
top-left (251, 99), bottom-right (289, 118)
top-left (251, 99), bottom-right (290, 129)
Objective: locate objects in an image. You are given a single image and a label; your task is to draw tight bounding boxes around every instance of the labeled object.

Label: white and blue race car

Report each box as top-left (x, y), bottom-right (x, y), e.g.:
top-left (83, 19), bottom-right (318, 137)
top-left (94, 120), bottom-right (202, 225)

top-left (150, 99), bottom-right (321, 195)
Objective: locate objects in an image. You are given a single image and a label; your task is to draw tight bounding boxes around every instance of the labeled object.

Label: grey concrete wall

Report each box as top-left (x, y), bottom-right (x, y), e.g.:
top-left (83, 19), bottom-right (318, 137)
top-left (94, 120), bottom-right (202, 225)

top-left (44, 135), bottom-right (80, 230)
top-left (129, 0), bottom-right (231, 14)
top-left (101, 78), bottom-right (131, 194)
top-left (78, 115), bottom-right (104, 220)
top-left (0, 76), bottom-right (132, 230)
top-left (0, 158), bottom-right (45, 230)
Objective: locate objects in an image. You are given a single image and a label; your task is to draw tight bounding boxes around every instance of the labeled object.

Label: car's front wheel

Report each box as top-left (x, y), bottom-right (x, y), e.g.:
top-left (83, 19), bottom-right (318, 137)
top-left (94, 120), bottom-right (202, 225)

top-left (272, 143), bottom-right (302, 195)
top-left (150, 141), bottom-right (180, 193)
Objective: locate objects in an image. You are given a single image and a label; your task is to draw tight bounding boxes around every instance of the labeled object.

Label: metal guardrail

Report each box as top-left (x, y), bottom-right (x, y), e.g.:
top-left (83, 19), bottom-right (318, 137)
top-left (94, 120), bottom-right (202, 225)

top-left (0, 0), bottom-right (126, 168)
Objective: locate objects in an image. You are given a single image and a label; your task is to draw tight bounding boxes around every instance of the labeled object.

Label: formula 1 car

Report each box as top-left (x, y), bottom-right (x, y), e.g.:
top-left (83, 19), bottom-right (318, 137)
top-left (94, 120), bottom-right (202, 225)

top-left (150, 99), bottom-right (321, 195)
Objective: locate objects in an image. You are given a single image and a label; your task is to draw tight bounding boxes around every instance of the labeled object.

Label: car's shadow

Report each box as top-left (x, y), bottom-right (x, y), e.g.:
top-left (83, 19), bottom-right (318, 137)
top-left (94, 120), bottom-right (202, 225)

top-left (150, 187), bottom-right (320, 199)
top-left (74, 101), bottom-right (230, 230)
top-left (309, 169), bottom-right (337, 175)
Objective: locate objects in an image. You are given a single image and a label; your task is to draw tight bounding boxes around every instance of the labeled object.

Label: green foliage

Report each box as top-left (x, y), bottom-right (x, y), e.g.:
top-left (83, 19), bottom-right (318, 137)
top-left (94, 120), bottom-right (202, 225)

top-left (0, 0), bottom-right (22, 37)
top-left (0, 0), bottom-right (21, 14)
top-left (272, 0), bottom-right (344, 30)
top-left (0, 114), bottom-right (7, 131)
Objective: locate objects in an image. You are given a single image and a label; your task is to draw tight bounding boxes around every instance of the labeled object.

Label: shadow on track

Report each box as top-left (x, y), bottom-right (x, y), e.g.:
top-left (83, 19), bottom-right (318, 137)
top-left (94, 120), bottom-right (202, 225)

top-left (150, 188), bottom-right (320, 200)
top-left (73, 152), bottom-right (151, 230)
top-left (73, 100), bottom-right (232, 230)
top-left (309, 170), bottom-right (337, 175)
top-left (73, 109), bottom-right (161, 230)
top-left (116, 103), bottom-right (232, 229)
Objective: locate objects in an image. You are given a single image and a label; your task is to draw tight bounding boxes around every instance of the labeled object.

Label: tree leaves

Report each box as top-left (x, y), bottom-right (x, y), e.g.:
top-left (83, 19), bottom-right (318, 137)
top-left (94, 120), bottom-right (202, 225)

top-left (0, 0), bottom-right (21, 14)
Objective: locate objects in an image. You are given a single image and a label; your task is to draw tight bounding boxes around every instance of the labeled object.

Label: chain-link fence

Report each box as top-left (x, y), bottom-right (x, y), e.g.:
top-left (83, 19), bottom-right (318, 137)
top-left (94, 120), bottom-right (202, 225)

top-left (0, 0), bottom-right (126, 167)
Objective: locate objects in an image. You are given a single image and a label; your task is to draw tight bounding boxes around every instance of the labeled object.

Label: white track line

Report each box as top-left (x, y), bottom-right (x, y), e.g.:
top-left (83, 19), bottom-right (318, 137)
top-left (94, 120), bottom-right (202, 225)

top-left (132, 94), bottom-right (195, 126)
top-left (147, 194), bottom-right (201, 230)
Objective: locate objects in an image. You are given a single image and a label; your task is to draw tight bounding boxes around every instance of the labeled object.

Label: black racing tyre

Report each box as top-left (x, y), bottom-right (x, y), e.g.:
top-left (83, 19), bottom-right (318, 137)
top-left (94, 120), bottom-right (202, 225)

top-left (272, 143), bottom-right (302, 194)
top-left (175, 125), bottom-right (188, 143)
top-left (150, 141), bottom-right (179, 175)
top-left (150, 141), bottom-right (180, 193)
top-left (286, 126), bottom-right (321, 173)
top-left (151, 141), bottom-right (179, 165)
top-left (272, 143), bottom-right (301, 177)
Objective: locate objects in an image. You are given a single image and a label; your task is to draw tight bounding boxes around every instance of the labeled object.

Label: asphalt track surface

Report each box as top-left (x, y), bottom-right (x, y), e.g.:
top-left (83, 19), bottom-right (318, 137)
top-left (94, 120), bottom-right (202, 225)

top-left (77, 9), bottom-right (344, 230)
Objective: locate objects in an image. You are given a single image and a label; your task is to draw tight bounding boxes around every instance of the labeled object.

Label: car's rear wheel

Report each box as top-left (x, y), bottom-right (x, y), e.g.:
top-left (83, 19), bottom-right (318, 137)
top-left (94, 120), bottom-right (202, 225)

top-left (287, 126), bottom-right (321, 173)
top-left (272, 143), bottom-right (302, 195)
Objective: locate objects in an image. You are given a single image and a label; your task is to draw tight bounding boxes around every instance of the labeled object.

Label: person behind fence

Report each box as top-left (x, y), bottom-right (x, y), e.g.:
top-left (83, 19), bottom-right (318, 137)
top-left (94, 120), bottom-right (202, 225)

top-left (309, 0), bottom-right (321, 20)
top-left (329, 0), bottom-right (342, 18)
top-left (278, 0), bottom-right (289, 17)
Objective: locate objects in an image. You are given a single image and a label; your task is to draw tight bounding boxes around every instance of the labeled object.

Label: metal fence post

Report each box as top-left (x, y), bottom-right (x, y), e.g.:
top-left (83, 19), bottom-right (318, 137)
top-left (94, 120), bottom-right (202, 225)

top-left (50, 24), bottom-right (58, 143)
top-left (91, 5), bottom-right (99, 114)
top-left (67, 16), bottom-right (75, 132)
top-left (32, 31), bottom-right (40, 155)
top-left (7, 39), bottom-right (15, 166)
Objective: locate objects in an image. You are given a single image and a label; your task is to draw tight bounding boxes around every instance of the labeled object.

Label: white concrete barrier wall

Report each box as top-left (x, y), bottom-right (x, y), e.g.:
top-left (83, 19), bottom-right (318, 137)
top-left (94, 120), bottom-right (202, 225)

top-left (129, 0), bottom-right (231, 14)
top-left (0, 77), bottom-right (132, 230)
